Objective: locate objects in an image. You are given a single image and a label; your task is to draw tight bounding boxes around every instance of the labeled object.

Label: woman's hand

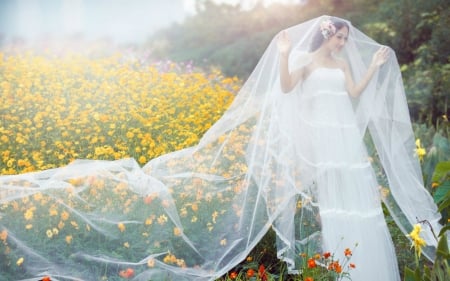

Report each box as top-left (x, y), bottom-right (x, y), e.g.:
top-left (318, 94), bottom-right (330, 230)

top-left (277, 31), bottom-right (292, 56)
top-left (371, 46), bottom-right (390, 67)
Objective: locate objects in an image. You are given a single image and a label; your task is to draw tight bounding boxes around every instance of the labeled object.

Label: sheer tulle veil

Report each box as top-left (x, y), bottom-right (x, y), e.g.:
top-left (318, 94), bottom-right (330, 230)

top-left (0, 15), bottom-right (445, 280)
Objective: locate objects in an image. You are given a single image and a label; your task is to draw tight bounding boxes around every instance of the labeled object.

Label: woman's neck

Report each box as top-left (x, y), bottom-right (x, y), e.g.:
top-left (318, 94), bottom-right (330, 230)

top-left (314, 46), bottom-right (333, 59)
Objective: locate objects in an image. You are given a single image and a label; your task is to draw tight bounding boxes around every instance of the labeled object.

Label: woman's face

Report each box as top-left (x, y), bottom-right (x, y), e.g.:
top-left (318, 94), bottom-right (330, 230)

top-left (329, 26), bottom-right (349, 52)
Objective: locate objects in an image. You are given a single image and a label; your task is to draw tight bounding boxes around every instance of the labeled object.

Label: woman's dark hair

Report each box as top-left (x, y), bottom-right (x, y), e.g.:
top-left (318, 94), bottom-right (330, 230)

top-left (309, 18), bottom-right (349, 51)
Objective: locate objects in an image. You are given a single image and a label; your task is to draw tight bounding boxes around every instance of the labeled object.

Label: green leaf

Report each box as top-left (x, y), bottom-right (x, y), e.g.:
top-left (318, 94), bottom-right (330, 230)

top-left (404, 267), bottom-right (418, 281)
top-left (437, 192), bottom-right (450, 212)
top-left (434, 182), bottom-right (450, 204)
top-left (431, 162), bottom-right (450, 183)
top-left (439, 224), bottom-right (450, 237)
top-left (423, 265), bottom-right (431, 280)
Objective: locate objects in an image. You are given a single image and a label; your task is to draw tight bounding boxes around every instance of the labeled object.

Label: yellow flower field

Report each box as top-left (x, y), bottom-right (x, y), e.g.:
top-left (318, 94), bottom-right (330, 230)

top-left (0, 51), bottom-right (240, 175)
top-left (0, 51), bottom-right (252, 280)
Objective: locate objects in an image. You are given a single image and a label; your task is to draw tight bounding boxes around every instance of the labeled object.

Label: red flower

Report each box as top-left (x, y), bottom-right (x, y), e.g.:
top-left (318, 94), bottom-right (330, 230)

top-left (39, 277), bottom-right (51, 281)
top-left (229, 271), bottom-right (238, 279)
top-left (349, 263), bottom-right (356, 269)
top-left (307, 258), bottom-right (317, 268)
top-left (323, 252), bottom-right (331, 259)
top-left (143, 195), bottom-right (153, 204)
top-left (247, 268), bottom-right (255, 278)
top-left (119, 268), bottom-right (135, 278)
top-left (258, 264), bottom-right (268, 281)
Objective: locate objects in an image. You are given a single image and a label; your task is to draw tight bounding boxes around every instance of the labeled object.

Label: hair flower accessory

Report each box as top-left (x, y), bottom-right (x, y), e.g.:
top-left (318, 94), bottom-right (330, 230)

top-left (320, 17), bottom-right (336, 39)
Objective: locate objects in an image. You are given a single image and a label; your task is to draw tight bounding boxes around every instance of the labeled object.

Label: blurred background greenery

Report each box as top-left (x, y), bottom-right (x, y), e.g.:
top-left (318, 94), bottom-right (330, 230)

top-left (147, 0), bottom-right (449, 127)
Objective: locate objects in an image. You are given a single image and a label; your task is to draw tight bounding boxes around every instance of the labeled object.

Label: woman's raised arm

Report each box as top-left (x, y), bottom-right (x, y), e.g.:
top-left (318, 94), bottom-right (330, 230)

top-left (277, 31), bottom-right (304, 93)
top-left (344, 46), bottom-right (390, 97)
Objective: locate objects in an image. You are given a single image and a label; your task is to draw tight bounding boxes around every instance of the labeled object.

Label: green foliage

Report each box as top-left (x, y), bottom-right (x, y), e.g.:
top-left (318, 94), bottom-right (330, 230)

top-left (147, 1), bottom-right (324, 78)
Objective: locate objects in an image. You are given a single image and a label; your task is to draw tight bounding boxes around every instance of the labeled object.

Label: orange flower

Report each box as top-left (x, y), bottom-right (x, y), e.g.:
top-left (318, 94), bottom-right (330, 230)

top-left (119, 268), bottom-right (135, 278)
top-left (329, 261), bottom-right (342, 273)
top-left (246, 268), bottom-right (255, 278)
top-left (350, 263), bottom-right (356, 269)
top-left (305, 277), bottom-right (314, 281)
top-left (0, 229), bottom-right (7, 242)
top-left (229, 271), bottom-right (238, 279)
top-left (344, 248), bottom-right (352, 257)
top-left (39, 277), bottom-right (51, 281)
top-left (307, 258), bottom-right (316, 268)
top-left (323, 252), bottom-right (331, 259)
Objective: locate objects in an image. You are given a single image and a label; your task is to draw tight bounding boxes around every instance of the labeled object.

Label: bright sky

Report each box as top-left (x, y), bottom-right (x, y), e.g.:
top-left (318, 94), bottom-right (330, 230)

top-left (0, 0), bottom-right (186, 43)
top-left (0, 0), bottom-right (305, 44)
top-left (183, 0), bottom-right (303, 14)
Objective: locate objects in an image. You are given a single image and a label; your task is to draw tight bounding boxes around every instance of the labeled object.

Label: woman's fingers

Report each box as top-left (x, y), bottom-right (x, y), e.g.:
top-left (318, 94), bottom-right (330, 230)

top-left (277, 31), bottom-right (291, 54)
top-left (374, 46), bottom-right (389, 66)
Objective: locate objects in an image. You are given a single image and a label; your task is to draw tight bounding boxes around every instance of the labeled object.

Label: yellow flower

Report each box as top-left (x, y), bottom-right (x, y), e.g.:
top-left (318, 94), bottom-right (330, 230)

top-left (147, 258), bottom-right (155, 268)
top-left (118, 222), bottom-right (126, 232)
top-left (49, 208), bottom-right (58, 216)
top-left (138, 155), bottom-right (147, 164)
top-left (46, 229), bottom-right (53, 238)
top-left (126, 131), bottom-right (134, 139)
top-left (70, 221), bottom-right (79, 229)
top-left (61, 210), bottom-right (70, 221)
top-left (414, 139), bottom-right (426, 161)
top-left (16, 257), bottom-right (24, 266)
top-left (145, 217), bottom-right (153, 225)
top-left (173, 227), bottom-right (182, 236)
top-left (408, 224), bottom-right (427, 257)
top-left (124, 242), bottom-right (130, 248)
top-left (157, 215), bottom-right (168, 225)
top-left (212, 210), bottom-right (218, 224)
top-left (24, 208), bottom-right (34, 220)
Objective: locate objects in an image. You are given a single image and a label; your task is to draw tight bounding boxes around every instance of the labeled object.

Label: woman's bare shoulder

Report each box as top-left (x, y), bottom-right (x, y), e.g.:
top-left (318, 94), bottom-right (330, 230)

top-left (291, 52), bottom-right (313, 71)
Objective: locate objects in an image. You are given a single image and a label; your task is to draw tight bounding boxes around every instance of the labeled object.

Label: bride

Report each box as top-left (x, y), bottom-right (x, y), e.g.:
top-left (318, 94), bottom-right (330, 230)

top-left (0, 16), bottom-right (444, 281)
top-left (276, 16), bottom-right (397, 280)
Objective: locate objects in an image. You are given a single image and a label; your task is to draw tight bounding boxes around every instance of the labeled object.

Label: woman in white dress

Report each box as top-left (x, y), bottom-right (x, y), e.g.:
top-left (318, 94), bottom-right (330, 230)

top-left (0, 16), bottom-right (444, 281)
top-left (276, 17), bottom-right (398, 280)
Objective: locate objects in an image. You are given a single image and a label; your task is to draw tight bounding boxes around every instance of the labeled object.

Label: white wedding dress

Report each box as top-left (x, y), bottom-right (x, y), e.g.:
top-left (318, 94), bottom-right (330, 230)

top-left (294, 67), bottom-right (400, 280)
